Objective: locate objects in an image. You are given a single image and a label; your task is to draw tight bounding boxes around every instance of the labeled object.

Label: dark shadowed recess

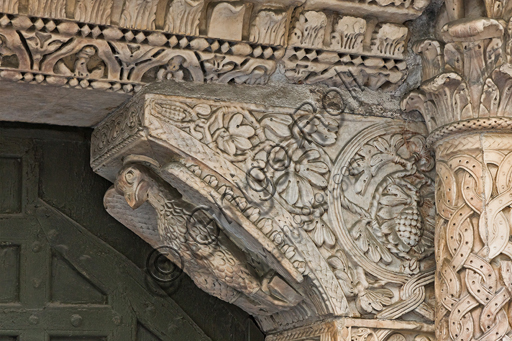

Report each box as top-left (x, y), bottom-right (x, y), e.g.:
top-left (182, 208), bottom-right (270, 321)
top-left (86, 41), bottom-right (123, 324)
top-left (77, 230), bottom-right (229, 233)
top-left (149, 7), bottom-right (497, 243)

top-left (0, 121), bottom-right (265, 341)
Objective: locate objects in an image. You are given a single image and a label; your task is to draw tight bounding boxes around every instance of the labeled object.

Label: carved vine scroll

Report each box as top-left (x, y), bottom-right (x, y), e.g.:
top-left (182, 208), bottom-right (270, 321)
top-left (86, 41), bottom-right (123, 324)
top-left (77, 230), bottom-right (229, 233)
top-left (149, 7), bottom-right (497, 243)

top-left (91, 86), bottom-right (436, 337)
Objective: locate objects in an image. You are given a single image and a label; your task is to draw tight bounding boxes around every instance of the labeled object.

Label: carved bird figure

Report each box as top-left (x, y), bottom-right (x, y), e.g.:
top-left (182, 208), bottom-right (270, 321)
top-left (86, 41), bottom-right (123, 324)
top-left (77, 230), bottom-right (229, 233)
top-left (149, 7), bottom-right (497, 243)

top-left (115, 163), bottom-right (302, 315)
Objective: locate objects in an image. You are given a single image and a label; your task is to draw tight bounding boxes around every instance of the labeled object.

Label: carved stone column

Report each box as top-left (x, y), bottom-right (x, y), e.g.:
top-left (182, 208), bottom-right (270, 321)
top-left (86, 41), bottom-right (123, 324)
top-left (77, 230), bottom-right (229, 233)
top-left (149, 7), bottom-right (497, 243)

top-left (402, 8), bottom-right (512, 340)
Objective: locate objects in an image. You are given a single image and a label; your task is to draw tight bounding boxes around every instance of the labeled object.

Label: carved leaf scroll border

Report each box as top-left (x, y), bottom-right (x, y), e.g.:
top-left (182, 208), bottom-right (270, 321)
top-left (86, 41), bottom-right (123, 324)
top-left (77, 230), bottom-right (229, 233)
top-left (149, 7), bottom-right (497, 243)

top-left (0, 4), bottom-right (412, 93)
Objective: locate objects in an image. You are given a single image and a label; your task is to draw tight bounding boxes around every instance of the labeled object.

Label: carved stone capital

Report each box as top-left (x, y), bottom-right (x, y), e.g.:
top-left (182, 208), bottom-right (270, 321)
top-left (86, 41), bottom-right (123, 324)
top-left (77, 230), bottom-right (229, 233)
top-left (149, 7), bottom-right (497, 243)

top-left (91, 81), bottom-right (435, 335)
top-left (403, 3), bottom-right (512, 340)
top-left (401, 13), bottom-right (512, 145)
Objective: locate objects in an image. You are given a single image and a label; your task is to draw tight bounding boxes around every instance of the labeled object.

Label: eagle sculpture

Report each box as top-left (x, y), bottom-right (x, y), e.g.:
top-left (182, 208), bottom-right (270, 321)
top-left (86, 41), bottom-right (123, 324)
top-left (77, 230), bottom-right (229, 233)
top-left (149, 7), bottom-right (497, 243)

top-left (114, 163), bottom-right (302, 315)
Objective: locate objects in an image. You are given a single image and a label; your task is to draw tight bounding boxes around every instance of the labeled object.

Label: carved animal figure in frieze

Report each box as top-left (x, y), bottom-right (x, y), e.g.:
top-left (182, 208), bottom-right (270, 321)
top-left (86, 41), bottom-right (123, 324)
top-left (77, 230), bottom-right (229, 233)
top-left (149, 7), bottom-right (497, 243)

top-left (114, 163), bottom-right (302, 315)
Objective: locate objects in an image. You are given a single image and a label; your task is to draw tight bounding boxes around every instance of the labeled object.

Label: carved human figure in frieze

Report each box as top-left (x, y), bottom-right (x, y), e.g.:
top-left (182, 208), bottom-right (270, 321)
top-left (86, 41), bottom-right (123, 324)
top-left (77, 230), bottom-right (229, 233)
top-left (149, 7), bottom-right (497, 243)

top-left (114, 163), bottom-right (302, 316)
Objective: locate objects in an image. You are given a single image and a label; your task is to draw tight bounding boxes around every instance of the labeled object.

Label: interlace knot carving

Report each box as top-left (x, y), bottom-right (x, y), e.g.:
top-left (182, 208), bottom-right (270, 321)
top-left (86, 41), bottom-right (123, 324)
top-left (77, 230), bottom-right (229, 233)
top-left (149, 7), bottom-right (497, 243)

top-left (437, 147), bottom-right (512, 341)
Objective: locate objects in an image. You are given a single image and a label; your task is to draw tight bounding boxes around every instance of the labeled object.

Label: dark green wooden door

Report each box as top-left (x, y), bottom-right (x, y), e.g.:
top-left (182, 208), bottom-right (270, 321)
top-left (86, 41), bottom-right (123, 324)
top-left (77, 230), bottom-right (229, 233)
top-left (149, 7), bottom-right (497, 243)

top-left (0, 135), bottom-right (211, 341)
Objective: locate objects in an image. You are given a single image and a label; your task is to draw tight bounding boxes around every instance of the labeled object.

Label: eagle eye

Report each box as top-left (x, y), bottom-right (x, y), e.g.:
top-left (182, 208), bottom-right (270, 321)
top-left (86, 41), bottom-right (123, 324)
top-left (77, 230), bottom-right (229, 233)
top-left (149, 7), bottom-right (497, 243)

top-left (125, 170), bottom-right (136, 184)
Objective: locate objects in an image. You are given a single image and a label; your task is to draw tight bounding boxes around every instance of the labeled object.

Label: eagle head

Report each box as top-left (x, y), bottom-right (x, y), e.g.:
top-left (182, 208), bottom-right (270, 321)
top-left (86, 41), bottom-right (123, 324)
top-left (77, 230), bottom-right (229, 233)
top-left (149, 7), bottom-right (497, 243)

top-left (115, 164), bottom-right (152, 209)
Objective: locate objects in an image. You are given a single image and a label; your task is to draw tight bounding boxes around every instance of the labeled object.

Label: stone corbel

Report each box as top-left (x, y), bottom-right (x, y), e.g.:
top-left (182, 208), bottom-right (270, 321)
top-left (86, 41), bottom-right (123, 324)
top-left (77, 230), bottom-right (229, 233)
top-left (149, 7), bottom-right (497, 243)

top-left (91, 81), bottom-right (436, 337)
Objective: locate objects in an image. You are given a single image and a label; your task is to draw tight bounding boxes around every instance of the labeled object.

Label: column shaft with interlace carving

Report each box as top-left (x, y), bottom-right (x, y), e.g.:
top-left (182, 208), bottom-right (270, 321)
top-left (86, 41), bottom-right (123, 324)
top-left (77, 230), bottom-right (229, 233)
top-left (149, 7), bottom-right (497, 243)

top-left (401, 1), bottom-right (512, 338)
top-left (433, 133), bottom-right (512, 341)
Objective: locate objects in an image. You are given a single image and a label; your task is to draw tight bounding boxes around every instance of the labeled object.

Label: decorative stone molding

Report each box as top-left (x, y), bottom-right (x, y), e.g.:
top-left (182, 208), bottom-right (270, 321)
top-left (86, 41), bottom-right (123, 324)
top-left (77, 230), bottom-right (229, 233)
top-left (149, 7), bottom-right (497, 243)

top-left (91, 81), bottom-right (435, 336)
top-left (266, 319), bottom-right (435, 341)
top-left (401, 2), bottom-right (512, 340)
top-left (0, 0), bottom-right (427, 95)
top-left (401, 15), bottom-right (512, 141)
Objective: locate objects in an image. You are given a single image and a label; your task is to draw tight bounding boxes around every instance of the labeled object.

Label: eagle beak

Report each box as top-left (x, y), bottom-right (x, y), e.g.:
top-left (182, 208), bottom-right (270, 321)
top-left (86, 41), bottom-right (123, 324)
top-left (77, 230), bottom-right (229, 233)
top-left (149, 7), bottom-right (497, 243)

top-left (124, 180), bottom-right (150, 209)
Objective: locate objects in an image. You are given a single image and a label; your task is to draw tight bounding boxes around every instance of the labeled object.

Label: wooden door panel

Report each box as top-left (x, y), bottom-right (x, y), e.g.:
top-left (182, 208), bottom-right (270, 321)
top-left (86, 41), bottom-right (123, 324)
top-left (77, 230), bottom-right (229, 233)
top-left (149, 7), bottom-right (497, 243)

top-left (0, 136), bottom-right (210, 341)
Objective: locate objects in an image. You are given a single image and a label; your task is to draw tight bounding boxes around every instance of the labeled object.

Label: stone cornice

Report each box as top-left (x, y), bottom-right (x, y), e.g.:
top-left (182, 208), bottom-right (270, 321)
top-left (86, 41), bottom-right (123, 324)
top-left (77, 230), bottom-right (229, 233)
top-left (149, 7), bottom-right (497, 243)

top-left (0, 0), bottom-right (427, 96)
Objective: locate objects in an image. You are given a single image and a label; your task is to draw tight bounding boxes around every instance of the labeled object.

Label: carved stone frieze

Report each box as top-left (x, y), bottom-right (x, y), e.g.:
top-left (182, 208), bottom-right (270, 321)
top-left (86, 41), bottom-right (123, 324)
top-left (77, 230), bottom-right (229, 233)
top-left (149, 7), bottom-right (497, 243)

top-left (91, 82), bottom-right (435, 336)
top-left (0, 0), bottom-right (428, 95)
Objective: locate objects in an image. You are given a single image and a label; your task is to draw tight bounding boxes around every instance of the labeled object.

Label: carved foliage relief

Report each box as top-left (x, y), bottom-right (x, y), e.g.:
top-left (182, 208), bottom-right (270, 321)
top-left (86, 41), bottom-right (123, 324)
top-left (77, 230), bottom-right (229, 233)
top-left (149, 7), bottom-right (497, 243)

top-left (401, 3), bottom-right (512, 136)
top-left (283, 11), bottom-right (408, 89)
top-left (91, 92), bottom-right (436, 333)
top-left (330, 123), bottom-right (435, 321)
top-left (0, 0), bottom-right (423, 93)
top-left (399, 2), bottom-right (512, 340)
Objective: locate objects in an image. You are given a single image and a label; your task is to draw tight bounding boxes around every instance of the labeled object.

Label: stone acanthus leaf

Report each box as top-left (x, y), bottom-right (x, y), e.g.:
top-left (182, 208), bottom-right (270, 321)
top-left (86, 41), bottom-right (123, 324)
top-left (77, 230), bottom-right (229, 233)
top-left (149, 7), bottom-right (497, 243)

top-left (250, 10), bottom-right (287, 46)
top-left (75, 0), bottom-right (113, 25)
top-left (400, 1), bottom-right (512, 340)
top-left (165, 0), bottom-right (204, 36)
top-left (120, 0), bottom-right (159, 30)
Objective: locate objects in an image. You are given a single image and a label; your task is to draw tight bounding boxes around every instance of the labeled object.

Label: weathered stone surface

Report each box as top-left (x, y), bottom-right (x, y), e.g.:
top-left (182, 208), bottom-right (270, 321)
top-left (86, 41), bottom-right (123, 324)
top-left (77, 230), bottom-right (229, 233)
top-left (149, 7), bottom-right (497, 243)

top-left (9, 0), bottom-right (512, 339)
top-left (0, 0), bottom-right (424, 100)
top-left (91, 82), bottom-right (436, 337)
top-left (0, 0), bottom-right (436, 127)
top-left (0, 80), bottom-right (129, 126)
top-left (401, 1), bottom-right (512, 339)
